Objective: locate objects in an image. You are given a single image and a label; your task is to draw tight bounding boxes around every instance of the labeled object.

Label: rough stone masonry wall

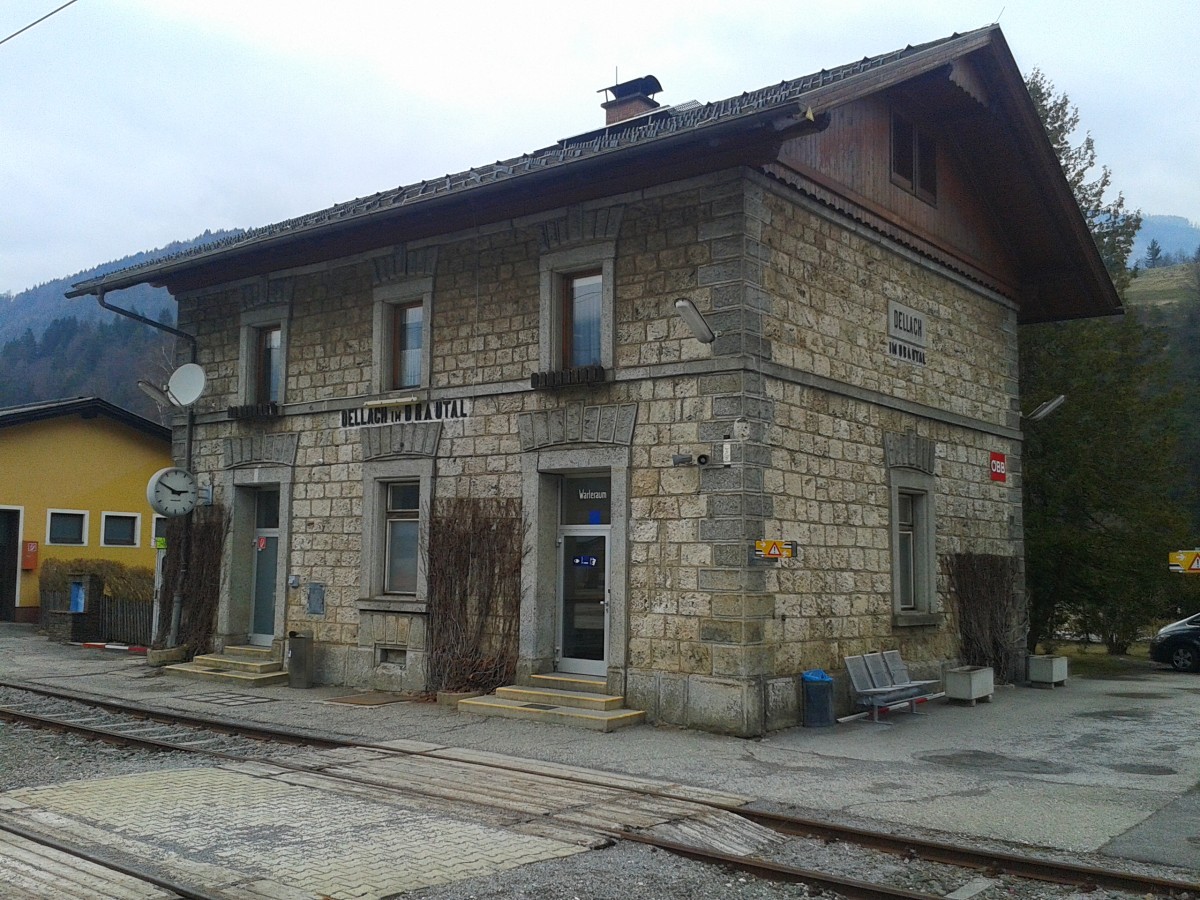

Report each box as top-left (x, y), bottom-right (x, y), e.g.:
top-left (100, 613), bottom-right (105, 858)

top-left (173, 166), bottom-right (1022, 734)
top-left (751, 176), bottom-right (1022, 682)
top-left (174, 172), bottom-right (750, 693)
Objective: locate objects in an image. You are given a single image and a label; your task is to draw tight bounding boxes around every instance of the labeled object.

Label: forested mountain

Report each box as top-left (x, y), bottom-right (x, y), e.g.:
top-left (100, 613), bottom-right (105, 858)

top-left (0, 229), bottom-right (241, 421)
top-left (0, 229), bottom-right (241, 345)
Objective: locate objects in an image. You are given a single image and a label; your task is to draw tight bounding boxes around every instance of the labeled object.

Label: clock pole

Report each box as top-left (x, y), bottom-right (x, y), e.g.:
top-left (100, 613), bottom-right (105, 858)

top-left (96, 287), bottom-right (199, 649)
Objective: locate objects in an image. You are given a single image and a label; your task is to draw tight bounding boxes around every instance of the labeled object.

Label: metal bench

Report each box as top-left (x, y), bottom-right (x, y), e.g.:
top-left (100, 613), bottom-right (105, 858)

top-left (843, 651), bottom-right (943, 723)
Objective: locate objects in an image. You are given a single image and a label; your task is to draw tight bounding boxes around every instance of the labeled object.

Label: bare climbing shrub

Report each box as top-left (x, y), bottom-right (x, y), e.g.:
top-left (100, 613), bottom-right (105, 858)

top-left (158, 504), bottom-right (228, 654)
top-left (426, 497), bottom-right (524, 693)
top-left (943, 552), bottom-right (1022, 683)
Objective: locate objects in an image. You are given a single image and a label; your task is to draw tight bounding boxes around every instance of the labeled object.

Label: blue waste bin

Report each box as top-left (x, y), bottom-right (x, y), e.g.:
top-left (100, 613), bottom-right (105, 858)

top-left (802, 669), bottom-right (835, 727)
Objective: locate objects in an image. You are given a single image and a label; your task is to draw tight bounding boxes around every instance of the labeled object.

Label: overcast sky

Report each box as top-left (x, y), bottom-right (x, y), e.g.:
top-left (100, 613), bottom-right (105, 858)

top-left (2, 0), bottom-right (1197, 295)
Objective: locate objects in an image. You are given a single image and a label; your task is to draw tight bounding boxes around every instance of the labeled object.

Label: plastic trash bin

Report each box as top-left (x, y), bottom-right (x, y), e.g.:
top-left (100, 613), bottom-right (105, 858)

top-left (802, 668), bottom-right (835, 727)
top-left (287, 630), bottom-right (313, 689)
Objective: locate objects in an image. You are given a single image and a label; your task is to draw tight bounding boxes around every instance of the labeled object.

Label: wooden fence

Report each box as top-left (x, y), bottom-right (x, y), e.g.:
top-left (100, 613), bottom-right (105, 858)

top-left (40, 589), bottom-right (155, 647)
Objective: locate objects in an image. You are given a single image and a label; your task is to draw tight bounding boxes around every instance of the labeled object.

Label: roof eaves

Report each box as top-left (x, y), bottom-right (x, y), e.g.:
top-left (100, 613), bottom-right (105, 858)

top-left (0, 397), bottom-right (171, 442)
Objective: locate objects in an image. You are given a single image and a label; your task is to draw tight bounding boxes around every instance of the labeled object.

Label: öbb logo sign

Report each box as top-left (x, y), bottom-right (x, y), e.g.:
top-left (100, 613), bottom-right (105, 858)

top-left (990, 452), bottom-right (1007, 482)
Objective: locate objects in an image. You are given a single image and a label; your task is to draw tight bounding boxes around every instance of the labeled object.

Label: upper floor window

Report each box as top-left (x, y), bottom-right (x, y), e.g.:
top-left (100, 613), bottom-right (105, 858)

top-left (373, 277), bottom-right (431, 394)
top-left (892, 112), bottom-right (937, 204)
top-left (563, 271), bottom-right (602, 368)
top-left (237, 305), bottom-right (289, 409)
top-left (538, 244), bottom-right (615, 376)
top-left (256, 325), bottom-right (282, 403)
top-left (391, 303), bottom-right (424, 390)
top-left (47, 510), bottom-right (87, 546)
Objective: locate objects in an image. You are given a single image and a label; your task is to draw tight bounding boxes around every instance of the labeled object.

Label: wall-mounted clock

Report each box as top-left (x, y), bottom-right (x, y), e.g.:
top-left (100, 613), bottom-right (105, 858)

top-left (146, 467), bottom-right (198, 517)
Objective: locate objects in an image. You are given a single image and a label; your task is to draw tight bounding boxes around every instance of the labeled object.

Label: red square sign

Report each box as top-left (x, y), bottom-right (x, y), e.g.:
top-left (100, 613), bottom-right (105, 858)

top-left (990, 452), bottom-right (1007, 482)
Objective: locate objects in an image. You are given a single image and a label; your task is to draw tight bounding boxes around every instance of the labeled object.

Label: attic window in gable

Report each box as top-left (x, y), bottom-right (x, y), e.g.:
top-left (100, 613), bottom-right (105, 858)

top-left (891, 112), bottom-right (937, 205)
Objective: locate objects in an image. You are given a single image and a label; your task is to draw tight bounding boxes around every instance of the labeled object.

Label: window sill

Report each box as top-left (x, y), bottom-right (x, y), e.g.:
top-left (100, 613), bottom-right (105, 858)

top-left (893, 611), bottom-right (941, 628)
top-left (356, 596), bottom-right (427, 615)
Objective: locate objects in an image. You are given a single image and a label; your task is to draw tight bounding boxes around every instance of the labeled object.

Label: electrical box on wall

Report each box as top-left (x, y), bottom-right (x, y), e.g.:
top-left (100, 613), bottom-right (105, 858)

top-left (21, 541), bottom-right (37, 571)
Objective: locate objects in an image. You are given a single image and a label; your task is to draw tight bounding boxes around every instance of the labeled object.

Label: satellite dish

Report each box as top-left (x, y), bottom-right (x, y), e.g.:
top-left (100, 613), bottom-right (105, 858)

top-left (166, 363), bottom-right (207, 407)
top-left (137, 380), bottom-right (172, 406)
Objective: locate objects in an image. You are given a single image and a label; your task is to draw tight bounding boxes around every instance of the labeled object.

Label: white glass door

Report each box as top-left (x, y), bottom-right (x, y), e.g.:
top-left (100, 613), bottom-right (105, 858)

top-left (250, 489), bottom-right (279, 646)
top-left (558, 530), bottom-right (608, 676)
top-left (557, 473), bottom-right (611, 676)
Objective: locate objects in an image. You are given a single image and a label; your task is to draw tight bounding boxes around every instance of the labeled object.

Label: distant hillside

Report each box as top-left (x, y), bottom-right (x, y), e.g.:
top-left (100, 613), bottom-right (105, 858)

top-left (0, 229), bottom-right (242, 346)
top-left (1124, 260), bottom-right (1198, 309)
top-left (1132, 214), bottom-right (1200, 266)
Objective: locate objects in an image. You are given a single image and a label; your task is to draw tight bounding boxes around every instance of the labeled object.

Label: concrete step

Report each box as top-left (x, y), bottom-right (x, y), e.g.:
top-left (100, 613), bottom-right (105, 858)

top-left (495, 685), bottom-right (623, 711)
top-left (458, 694), bottom-right (645, 733)
top-left (528, 673), bottom-right (609, 695)
top-left (189, 652), bottom-right (283, 675)
top-left (221, 645), bottom-right (276, 661)
top-left (162, 662), bottom-right (289, 687)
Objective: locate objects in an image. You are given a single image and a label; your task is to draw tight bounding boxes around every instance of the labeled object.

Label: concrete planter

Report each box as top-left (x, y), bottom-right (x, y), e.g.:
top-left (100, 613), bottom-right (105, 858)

top-left (945, 665), bottom-right (993, 705)
top-left (146, 645), bottom-right (189, 667)
top-left (1028, 655), bottom-right (1068, 687)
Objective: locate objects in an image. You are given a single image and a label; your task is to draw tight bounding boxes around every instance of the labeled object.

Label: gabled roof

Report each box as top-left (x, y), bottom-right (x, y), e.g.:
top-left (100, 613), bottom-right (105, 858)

top-left (0, 397), bottom-right (170, 443)
top-left (67, 25), bottom-right (1118, 324)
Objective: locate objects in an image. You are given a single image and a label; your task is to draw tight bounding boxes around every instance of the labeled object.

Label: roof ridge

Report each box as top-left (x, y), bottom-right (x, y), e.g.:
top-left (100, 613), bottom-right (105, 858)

top-left (70, 26), bottom-right (999, 294)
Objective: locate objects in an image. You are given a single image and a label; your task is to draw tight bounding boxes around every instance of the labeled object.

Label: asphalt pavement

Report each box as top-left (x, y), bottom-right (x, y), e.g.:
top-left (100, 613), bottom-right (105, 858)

top-left (1, 622), bottom-right (1197, 874)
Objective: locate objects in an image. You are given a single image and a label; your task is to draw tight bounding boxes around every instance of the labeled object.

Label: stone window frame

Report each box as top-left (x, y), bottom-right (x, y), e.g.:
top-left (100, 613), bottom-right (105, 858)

top-left (237, 304), bottom-right (290, 407)
top-left (538, 242), bottom-right (616, 374)
top-left (100, 511), bottom-right (141, 548)
top-left (46, 509), bottom-right (88, 546)
top-left (372, 276), bottom-right (433, 395)
top-left (888, 466), bottom-right (938, 626)
top-left (360, 456), bottom-right (434, 610)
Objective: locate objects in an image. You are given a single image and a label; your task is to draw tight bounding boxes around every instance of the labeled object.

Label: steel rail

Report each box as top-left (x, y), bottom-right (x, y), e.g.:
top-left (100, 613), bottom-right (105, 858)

top-left (0, 678), bottom-right (344, 748)
top-left (613, 830), bottom-right (942, 900)
top-left (0, 818), bottom-right (224, 900)
top-left (3, 682), bottom-right (1196, 898)
top-left (738, 808), bottom-right (1198, 897)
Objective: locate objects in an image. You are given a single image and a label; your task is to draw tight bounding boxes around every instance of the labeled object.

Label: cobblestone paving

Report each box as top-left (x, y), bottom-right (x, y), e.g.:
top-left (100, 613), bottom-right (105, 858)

top-left (5, 766), bottom-right (585, 899)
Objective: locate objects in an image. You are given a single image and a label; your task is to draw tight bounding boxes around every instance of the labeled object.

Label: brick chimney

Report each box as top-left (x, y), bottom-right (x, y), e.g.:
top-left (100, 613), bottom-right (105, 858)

top-left (600, 75), bottom-right (663, 126)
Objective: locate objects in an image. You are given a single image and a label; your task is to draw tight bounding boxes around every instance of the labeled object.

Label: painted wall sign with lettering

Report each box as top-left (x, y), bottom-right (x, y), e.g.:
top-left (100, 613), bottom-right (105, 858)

top-left (887, 301), bottom-right (927, 366)
top-left (340, 398), bottom-right (470, 428)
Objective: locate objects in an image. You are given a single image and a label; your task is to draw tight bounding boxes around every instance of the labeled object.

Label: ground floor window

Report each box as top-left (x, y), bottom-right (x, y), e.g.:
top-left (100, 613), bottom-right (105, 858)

top-left (885, 431), bottom-right (938, 623)
top-left (385, 481), bottom-right (420, 594)
top-left (47, 510), bottom-right (86, 545)
top-left (101, 513), bottom-right (139, 547)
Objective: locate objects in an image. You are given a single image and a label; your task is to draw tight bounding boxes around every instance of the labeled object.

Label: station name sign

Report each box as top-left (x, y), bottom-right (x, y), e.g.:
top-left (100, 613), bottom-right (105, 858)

top-left (887, 301), bottom-right (927, 366)
top-left (340, 398), bottom-right (470, 428)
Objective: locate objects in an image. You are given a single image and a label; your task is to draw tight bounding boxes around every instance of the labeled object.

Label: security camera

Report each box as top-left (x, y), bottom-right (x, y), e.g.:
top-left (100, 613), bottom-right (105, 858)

top-left (671, 454), bottom-right (693, 466)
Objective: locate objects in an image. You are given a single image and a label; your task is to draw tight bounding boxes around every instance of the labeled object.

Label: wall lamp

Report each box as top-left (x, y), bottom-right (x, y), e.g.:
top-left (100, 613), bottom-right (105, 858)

top-left (674, 297), bottom-right (715, 344)
top-left (1026, 394), bottom-right (1066, 422)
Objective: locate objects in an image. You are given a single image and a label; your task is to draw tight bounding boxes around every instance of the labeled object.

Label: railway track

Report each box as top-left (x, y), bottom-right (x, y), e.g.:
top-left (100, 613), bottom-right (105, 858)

top-left (1, 681), bottom-right (1195, 900)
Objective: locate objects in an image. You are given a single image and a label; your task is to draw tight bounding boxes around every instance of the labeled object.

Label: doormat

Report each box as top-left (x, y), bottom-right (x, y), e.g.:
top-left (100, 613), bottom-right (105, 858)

top-left (326, 691), bottom-right (410, 707)
top-left (189, 691), bottom-right (278, 707)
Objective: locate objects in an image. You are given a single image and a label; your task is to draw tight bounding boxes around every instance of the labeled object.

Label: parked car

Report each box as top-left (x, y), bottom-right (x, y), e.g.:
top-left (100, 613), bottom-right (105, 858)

top-left (1148, 613), bottom-right (1200, 672)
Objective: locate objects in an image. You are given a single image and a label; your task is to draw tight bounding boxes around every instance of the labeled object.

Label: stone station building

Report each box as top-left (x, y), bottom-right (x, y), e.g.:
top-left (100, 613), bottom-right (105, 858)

top-left (69, 26), bottom-right (1119, 736)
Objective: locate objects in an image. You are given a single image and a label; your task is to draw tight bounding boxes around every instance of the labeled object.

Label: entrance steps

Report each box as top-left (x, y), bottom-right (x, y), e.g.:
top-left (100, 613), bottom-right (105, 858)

top-left (458, 673), bottom-right (645, 732)
top-left (163, 645), bottom-right (288, 687)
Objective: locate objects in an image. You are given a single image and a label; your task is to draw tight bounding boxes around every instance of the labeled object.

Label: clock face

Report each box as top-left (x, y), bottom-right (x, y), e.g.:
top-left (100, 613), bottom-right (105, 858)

top-left (147, 467), bottom-right (198, 517)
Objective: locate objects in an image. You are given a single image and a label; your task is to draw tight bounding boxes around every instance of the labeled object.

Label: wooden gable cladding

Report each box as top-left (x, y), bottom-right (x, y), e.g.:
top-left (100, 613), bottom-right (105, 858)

top-left (771, 80), bottom-right (1022, 299)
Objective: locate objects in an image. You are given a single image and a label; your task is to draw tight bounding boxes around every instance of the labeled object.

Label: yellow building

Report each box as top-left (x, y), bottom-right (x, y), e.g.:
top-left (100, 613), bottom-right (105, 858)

top-left (0, 397), bottom-right (172, 623)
